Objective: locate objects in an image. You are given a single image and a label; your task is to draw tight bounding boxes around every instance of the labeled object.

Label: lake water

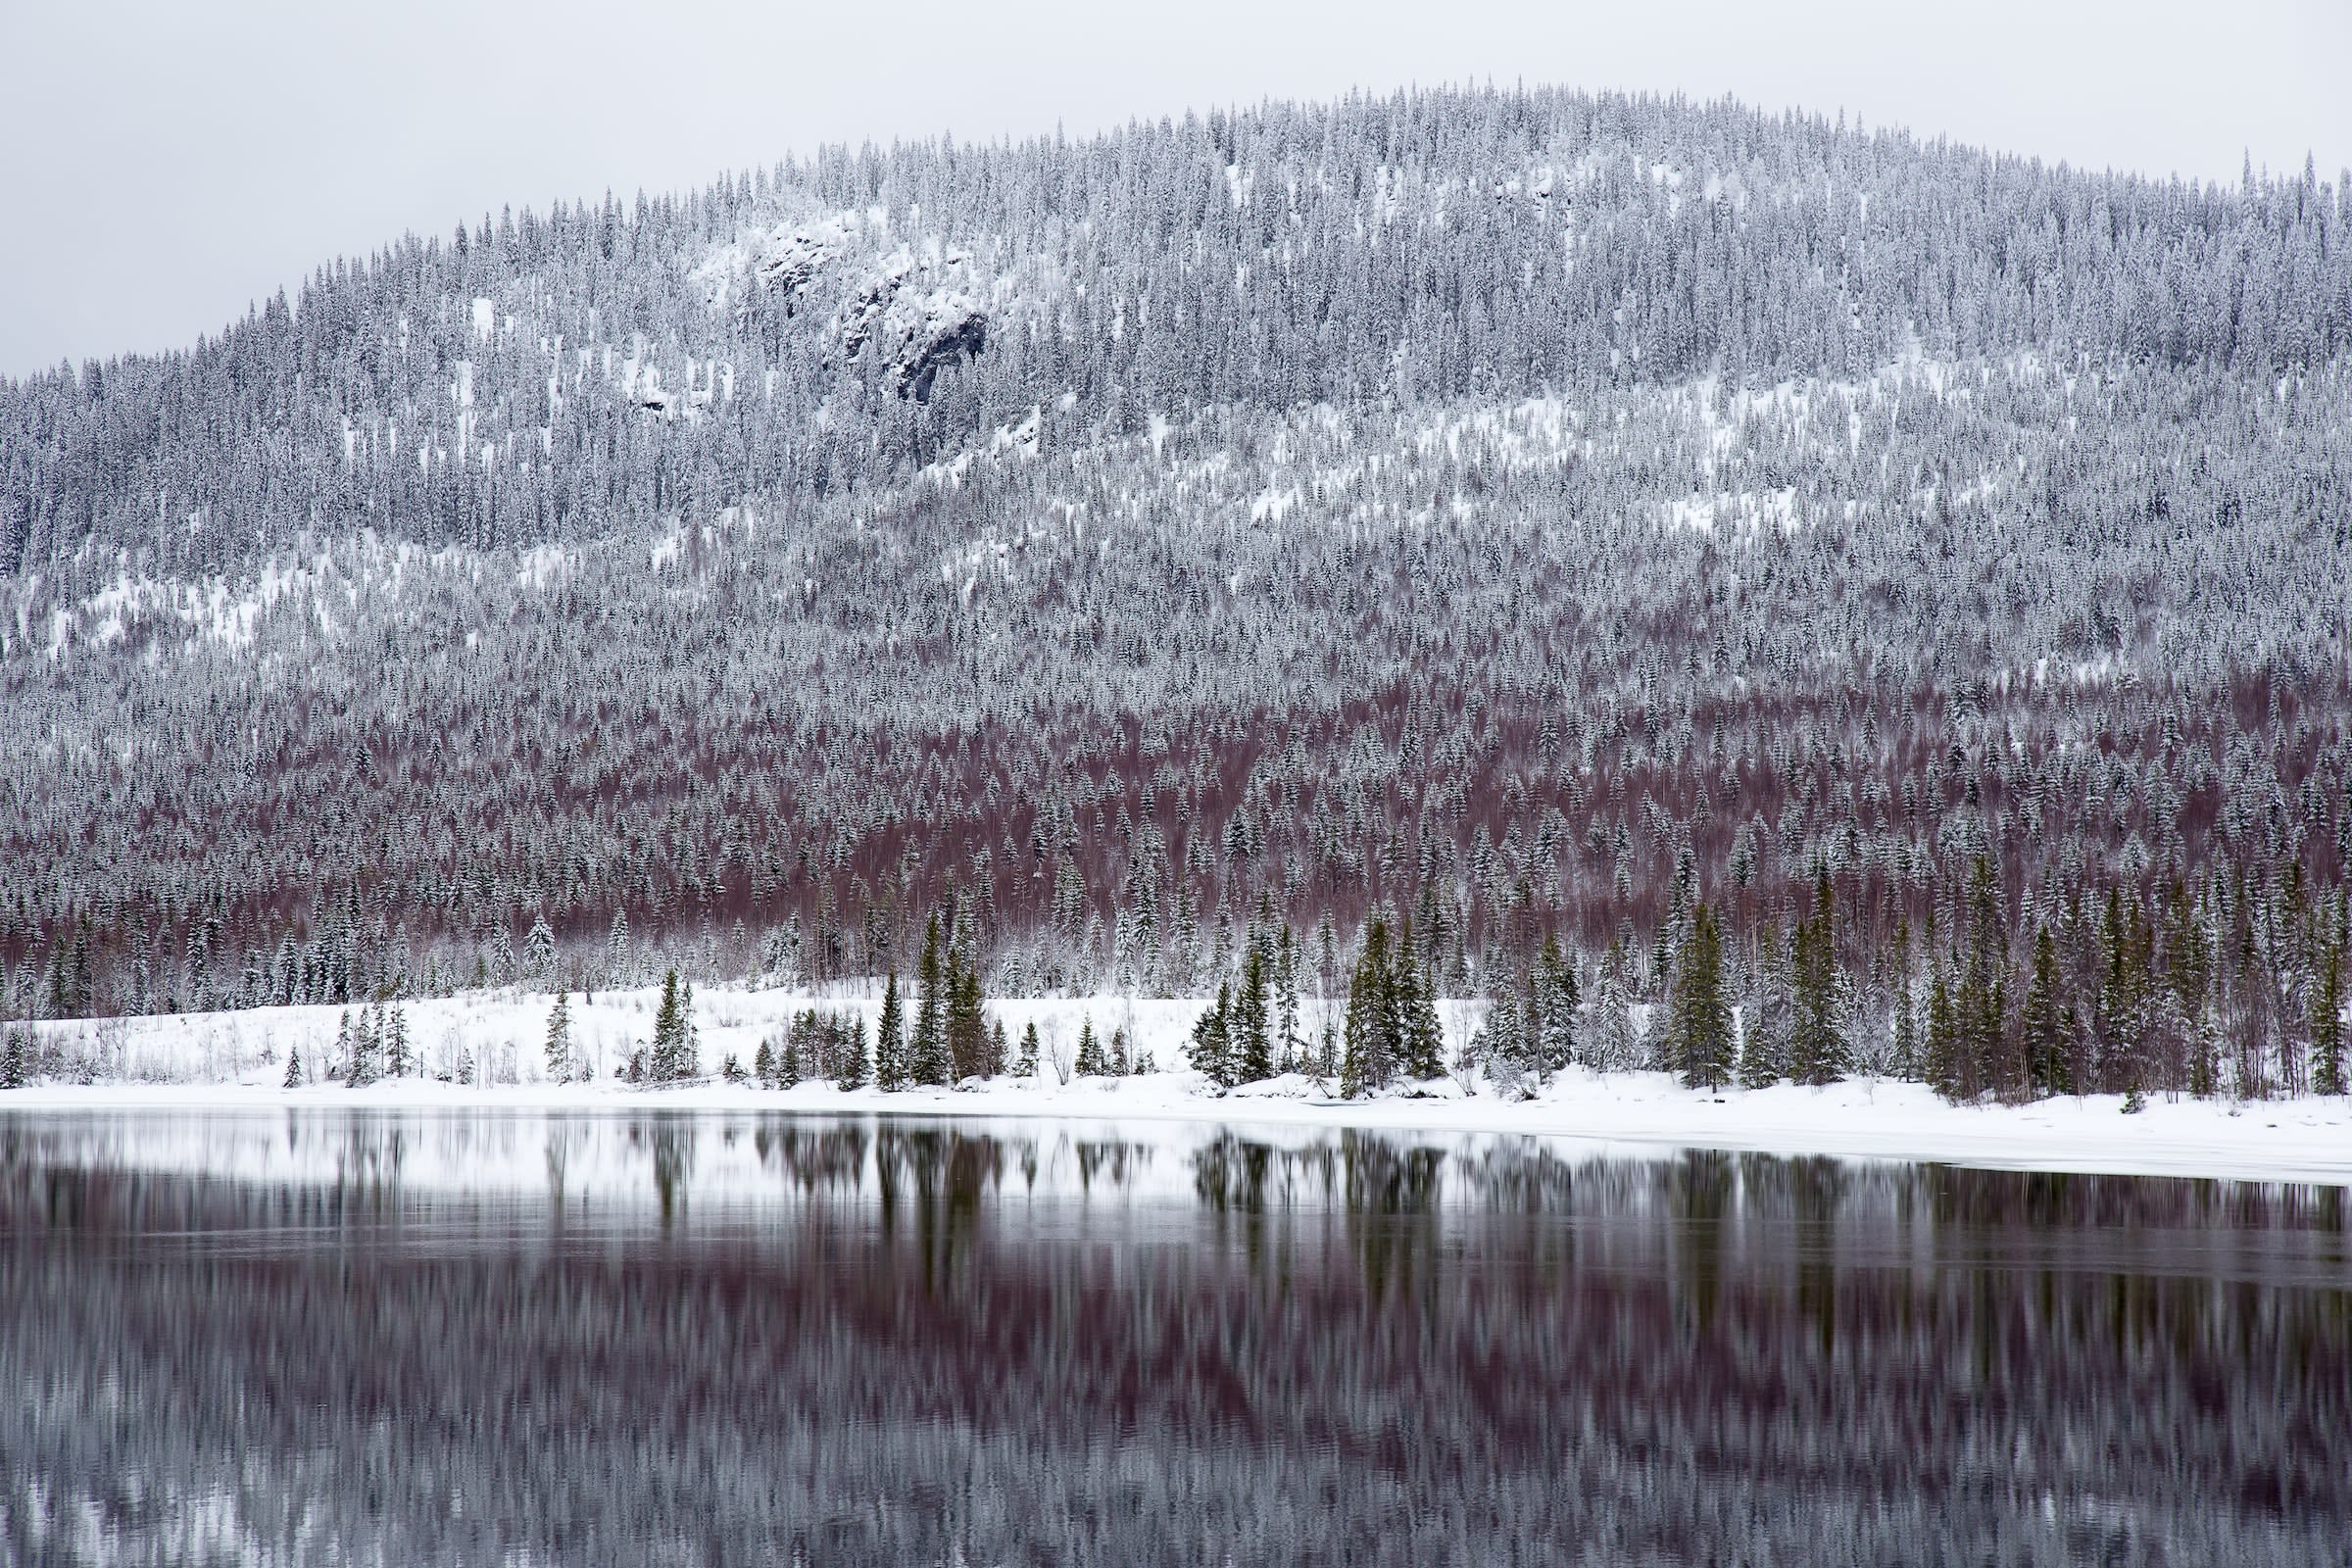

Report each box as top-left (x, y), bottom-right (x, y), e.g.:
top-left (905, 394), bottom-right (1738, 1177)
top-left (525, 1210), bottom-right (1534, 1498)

top-left (3, 1109), bottom-right (2348, 1566)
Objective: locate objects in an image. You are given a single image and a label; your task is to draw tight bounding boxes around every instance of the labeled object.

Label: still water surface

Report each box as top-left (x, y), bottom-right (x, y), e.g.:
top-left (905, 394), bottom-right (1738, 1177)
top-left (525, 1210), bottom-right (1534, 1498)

top-left (4, 1109), bottom-right (2349, 1566)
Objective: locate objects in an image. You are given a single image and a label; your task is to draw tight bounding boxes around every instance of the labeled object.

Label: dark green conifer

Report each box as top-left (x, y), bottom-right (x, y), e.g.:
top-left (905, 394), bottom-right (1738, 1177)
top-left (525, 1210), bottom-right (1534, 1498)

top-left (2021, 927), bottom-right (2069, 1096)
top-left (1233, 947), bottom-right (1272, 1083)
top-left (2313, 896), bottom-right (2346, 1098)
top-left (912, 916), bottom-right (949, 1085)
top-left (1340, 920), bottom-right (1398, 1097)
top-left (1788, 876), bottom-right (1846, 1086)
top-left (1077, 1015), bottom-right (1109, 1077)
top-left (874, 971), bottom-right (907, 1092)
top-left (1671, 904), bottom-right (1735, 1091)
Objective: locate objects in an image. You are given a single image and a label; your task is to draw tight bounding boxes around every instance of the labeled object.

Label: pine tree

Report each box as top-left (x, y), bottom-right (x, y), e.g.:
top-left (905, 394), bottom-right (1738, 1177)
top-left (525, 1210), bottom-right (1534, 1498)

top-left (754, 1034), bottom-right (775, 1087)
top-left (1478, 979), bottom-right (1536, 1096)
top-left (330, 1009), bottom-right (353, 1083)
top-left (605, 909), bottom-right (631, 987)
top-left (2313, 899), bottom-right (2347, 1098)
top-left (2021, 927), bottom-right (2069, 1096)
top-left (281, 1040), bottom-right (303, 1090)
top-left (1396, 944), bottom-right (1446, 1082)
top-left (384, 1004), bottom-right (411, 1079)
top-left (1589, 949), bottom-right (1639, 1074)
top-left (1272, 923), bottom-right (1303, 1071)
top-left (986, 1017), bottom-right (1009, 1078)
top-left (1788, 876), bottom-right (1846, 1086)
top-left (944, 939), bottom-right (988, 1080)
top-left (1078, 1015), bottom-right (1109, 1077)
top-left (650, 968), bottom-right (696, 1081)
top-left (1233, 947), bottom-right (1272, 1083)
top-left (1532, 935), bottom-right (1578, 1074)
top-left (1340, 921), bottom-right (1397, 1098)
top-left (912, 915), bottom-right (949, 1085)
top-left (837, 1017), bottom-right (869, 1090)
top-left (1671, 904), bottom-right (1735, 1091)
top-left (1887, 919), bottom-right (1919, 1081)
top-left (1924, 963), bottom-right (1963, 1101)
top-left (544, 987), bottom-right (573, 1083)
top-left (1016, 1020), bottom-right (1041, 1078)
top-left (526, 913), bottom-right (557, 979)
top-left (1194, 991), bottom-right (1232, 1084)
top-left (874, 971), bottom-right (907, 1091)
top-left (346, 1004), bottom-right (380, 1088)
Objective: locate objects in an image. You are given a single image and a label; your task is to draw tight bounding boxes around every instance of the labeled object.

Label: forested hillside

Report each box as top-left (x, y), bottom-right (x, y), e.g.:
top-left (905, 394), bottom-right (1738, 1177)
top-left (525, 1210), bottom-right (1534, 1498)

top-left (3, 86), bottom-right (2348, 1103)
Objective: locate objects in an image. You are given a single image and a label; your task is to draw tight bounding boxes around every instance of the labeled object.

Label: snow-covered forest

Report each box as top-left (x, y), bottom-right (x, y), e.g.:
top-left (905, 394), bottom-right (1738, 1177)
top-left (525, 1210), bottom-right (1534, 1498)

top-left (2, 86), bottom-right (2348, 1105)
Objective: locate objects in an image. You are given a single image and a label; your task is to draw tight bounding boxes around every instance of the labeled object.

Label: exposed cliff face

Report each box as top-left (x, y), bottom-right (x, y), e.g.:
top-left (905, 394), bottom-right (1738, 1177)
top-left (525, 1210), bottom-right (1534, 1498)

top-left (698, 217), bottom-right (995, 402)
top-left (829, 244), bottom-right (989, 401)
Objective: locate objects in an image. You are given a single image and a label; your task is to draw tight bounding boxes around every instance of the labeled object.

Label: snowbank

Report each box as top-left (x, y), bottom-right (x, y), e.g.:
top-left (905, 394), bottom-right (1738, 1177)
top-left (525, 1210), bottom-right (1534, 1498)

top-left (7, 989), bottom-right (2349, 1185)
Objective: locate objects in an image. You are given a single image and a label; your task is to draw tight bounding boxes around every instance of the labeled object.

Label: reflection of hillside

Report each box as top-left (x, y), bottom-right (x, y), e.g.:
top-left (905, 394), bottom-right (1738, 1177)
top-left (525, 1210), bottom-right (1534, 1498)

top-left (3, 1118), bottom-right (2347, 1565)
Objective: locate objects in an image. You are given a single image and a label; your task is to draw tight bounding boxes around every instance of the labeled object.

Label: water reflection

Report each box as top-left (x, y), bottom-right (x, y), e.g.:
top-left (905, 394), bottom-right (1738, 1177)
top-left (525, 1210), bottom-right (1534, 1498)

top-left (2, 1110), bottom-right (2348, 1566)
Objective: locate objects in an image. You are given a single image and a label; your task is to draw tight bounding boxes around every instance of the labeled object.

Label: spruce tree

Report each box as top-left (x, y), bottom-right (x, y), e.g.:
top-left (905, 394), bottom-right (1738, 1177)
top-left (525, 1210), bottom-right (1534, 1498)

top-left (754, 1034), bottom-right (775, 1088)
top-left (1016, 1020), bottom-right (1041, 1078)
top-left (1532, 936), bottom-right (1578, 1074)
top-left (987, 1017), bottom-right (1009, 1078)
top-left (2313, 901), bottom-right (2347, 1098)
top-left (385, 1004), bottom-right (411, 1079)
top-left (1671, 904), bottom-right (1735, 1091)
top-left (346, 1005), bottom-right (380, 1088)
top-left (1479, 980), bottom-right (1535, 1096)
top-left (544, 987), bottom-right (573, 1083)
top-left (1739, 920), bottom-right (1790, 1089)
top-left (1340, 919), bottom-right (1402, 1097)
top-left (525, 913), bottom-right (557, 979)
top-left (874, 971), bottom-right (907, 1091)
top-left (1078, 1015), bottom-right (1109, 1077)
top-left (912, 916), bottom-right (949, 1085)
top-left (650, 968), bottom-right (696, 1081)
top-left (605, 909), bottom-right (631, 987)
top-left (2021, 927), bottom-right (2069, 1096)
top-left (1788, 877), bottom-right (1846, 1086)
top-left (944, 941), bottom-right (987, 1080)
top-left (837, 1017), bottom-right (869, 1090)
top-left (281, 1040), bottom-right (303, 1090)
top-left (1887, 919), bottom-right (1919, 1081)
top-left (1396, 947), bottom-right (1446, 1082)
top-left (1272, 923), bottom-right (1303, 1071)
top-left (1233, 948), bottom-right (1272, 1083)
top-left (1924, 963), bottom-right (1963, 1101)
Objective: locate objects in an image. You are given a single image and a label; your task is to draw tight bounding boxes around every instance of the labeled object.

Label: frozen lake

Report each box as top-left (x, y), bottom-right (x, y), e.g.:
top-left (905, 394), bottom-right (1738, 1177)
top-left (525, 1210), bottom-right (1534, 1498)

top-left (4, 1107), bottom-right (2349, 1565)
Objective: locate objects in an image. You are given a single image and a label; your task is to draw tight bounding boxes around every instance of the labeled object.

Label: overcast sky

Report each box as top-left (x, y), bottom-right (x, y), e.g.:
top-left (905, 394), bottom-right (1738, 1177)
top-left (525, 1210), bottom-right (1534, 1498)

top-left (5, 0), bottom-right (2347, 378)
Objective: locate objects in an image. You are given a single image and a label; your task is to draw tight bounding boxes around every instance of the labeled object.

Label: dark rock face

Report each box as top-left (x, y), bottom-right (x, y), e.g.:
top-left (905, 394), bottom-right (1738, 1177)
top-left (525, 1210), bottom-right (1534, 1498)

top-left (901, 309), bottom-right (988, 402)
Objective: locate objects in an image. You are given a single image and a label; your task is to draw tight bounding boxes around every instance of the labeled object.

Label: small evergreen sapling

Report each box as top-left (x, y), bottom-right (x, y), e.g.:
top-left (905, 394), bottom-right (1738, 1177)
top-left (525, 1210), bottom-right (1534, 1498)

top-left (544, 988), bottom-right (573, 1083)
top-left (1076, 1016), bottom-right (1107, 1077)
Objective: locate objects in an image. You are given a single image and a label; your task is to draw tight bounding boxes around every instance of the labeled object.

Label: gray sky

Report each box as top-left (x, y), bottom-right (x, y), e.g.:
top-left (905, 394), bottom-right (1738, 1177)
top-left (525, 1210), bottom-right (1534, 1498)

top-left (5, 0), bottom-right (2347, 378)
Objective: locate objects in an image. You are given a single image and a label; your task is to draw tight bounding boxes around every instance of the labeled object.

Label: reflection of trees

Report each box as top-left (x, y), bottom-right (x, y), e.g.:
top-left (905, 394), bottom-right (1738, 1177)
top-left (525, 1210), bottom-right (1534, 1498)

top-left (1668, 1149), bottom-right (1735, 1334)
top-left (3, 1128), bottom-right (2351, 1566)
top-left (873, 1126), bottom-right (1005, 1290)
top-left (628, 1118), bottom-right (696, 1230)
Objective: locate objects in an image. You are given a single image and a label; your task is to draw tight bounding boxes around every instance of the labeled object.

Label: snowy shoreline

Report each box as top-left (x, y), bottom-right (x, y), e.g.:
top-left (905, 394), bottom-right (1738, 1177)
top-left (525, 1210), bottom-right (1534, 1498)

top-left (8, 1072), bottom-right (2350, 1187)
top-left (7, 988), bottom-right (2349, 1185)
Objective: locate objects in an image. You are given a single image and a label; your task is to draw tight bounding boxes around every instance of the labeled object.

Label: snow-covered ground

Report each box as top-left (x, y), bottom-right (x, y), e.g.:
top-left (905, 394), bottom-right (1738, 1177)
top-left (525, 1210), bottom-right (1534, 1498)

top-left (8, 987), bottom-right (2349, 1185)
